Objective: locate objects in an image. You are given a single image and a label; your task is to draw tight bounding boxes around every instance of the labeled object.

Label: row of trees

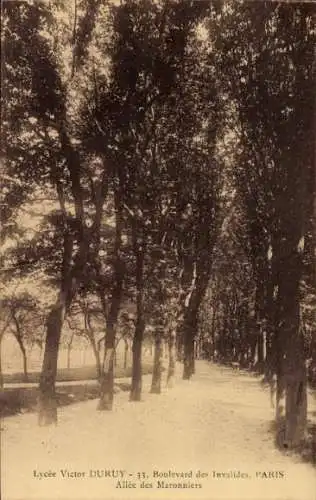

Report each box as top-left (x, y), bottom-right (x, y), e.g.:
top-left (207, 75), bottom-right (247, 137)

top-left (1, 0), bottom-right (315, 449)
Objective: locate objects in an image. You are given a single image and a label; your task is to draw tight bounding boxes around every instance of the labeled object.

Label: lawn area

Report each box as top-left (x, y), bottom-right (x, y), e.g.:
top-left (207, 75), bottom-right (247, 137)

top-left (2, 362), bottom-right (144, 384)
top-left (0, 363), bottom-right (155, 418)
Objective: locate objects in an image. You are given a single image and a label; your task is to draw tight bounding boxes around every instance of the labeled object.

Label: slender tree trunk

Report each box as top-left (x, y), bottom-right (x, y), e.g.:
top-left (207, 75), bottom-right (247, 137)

top-left (167, 328), bottom-right (177, 388)
top-left (150, 332), bottom-right (163, 394)
top-left (66, 334), bottom-right (74, 370)
top-left (130, 247), bottom-right (145, 402)
top-left (0, 334), bottom-right (3, 389)
top-left (130, 329), bottom-right (144, 401)
top-left (183, 310), bottom-right (196, 380)
top-left (14, 335), bottom-right (28, 382)
top-left (123, 339), bottom-right (129, 369)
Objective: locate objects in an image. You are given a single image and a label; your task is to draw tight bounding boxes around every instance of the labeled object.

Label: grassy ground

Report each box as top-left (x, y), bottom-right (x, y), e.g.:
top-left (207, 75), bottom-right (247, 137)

top-left (0, 363), bottom-right (155, 418)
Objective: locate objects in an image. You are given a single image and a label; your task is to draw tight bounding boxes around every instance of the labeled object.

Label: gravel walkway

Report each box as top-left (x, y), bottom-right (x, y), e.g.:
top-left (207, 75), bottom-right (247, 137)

top-left (2, 361), bottom-right (315, 500)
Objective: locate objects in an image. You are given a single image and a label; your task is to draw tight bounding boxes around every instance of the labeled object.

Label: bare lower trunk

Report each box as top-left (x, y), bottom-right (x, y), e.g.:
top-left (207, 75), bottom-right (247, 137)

top-left (275, 242), bottom-right (307, 448)
top-left (22, 346), bottom-right (28, 382)
top-left (183, 334), bottom-right (195, 379)
top-left (256, 330), bottom-right (264, 371)
top-left (89, 336), bottom-right (102, 380)
top-left (97, 192), bottom-right (124, 410)
top-left (284, 370), bottom-right (307, 448)
top-left (97, 298), bottom-right (121, 411)
top-left (67, 345), bottom-right (72, 370)
top-left (167, 329), bottom-right (176, 388)
top-left (130, 244), bottom-right (145, 402)
top-left (182, 310), bottom-right (196, 380)
top-left (38, 302), bottom-right (65, 426)
top-left (12, 319), bottom-right (28, 382)
top-left (98, 346), bottom-right (115, 411)
top-left (0, 335), bottom-right (3, 389)
top-left (124, 339), bottom-right (129, 369)
top-left (130, 334), bottom-right (143, 401)
top-left (150, 333), bottom-right (163, 394)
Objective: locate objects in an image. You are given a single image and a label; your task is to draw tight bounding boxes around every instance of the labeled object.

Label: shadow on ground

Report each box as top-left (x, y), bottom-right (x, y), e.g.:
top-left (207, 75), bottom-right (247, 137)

top-left (0, 364), bottom-right (154, 418)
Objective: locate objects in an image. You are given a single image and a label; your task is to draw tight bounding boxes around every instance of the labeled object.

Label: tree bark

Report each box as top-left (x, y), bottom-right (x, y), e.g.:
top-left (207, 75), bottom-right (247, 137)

top-left (66, 333), bottom-right (75, 370)
top-left (98, 345), bottom-right (115, 411)
top-left (150, 332), bottom-right (163, 394)
top-left (123, 339), bottom-right (129, 369)
top-left (275, 245), bottom-right (307, 448)
top-left (0, 334), bottom-right (3, 389)
top-left (97, 195), bottom-right (124, 411)
top-left (38, 228), bottom-right (74, 426)
top-left (38, 300), bottom-right (66, 426)
top-left (130, 247), bottom-right (145, 402)
top-left (183, 332), bottom-right (195, 379)
top-left (182, 303), bottom-right (198, 379)
top-left (14, 333), bottom-right (28, 382)
top-left (167, 328), bottom-right (177, 388)
top-left (88, 334), bottom-right (102, 380)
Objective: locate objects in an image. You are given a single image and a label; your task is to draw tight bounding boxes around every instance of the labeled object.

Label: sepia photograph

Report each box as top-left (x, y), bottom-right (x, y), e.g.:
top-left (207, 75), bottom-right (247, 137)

top-left (1, 1), bottom-right (315, 499)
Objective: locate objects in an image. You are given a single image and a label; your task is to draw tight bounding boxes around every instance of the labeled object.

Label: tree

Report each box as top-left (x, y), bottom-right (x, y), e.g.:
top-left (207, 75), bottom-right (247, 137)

top-left (216, 1), bottom-right (315, 447)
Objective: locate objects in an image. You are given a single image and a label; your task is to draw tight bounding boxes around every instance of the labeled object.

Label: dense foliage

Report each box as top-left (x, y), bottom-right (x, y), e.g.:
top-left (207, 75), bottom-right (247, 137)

top-left (1, 0), bottom-right (315, 449)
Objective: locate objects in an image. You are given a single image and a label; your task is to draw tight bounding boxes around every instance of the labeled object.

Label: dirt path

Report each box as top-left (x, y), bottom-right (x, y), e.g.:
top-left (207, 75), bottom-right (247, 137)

top-left (2, 361), bottom-right (315, 500)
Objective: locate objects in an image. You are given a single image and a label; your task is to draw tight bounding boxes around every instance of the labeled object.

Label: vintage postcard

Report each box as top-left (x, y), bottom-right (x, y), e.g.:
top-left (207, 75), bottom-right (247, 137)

top-left (1, 1), bottom-right (315, 499)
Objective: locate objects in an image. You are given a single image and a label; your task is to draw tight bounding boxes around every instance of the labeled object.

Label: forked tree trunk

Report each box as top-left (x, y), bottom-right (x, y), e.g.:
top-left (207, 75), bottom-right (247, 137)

top-left (150, 332), bottom-right (163, 394)
top-left (97, 194), bottom-right (124, 411)
top-left (167, 329), bottom-right (177, 388)
top-left (14, 335), bottom-right (28, 382)
top-left (97, 295), bottom-right (122, 411)
top-left (88, 335), bottom-right (102, 380)
top-left (12, 315), bottom-right (28, 382)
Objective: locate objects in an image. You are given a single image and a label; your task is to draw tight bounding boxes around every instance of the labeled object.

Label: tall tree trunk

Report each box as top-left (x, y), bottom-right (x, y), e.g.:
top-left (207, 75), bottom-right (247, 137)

top-left (38, 300), bottom-right (66, 426)
top-left (182, 303), bottom-right (197, 379)
top-left (97, 195), bottom-right (124, 411)
top-left (38, 230), bottom-right (74, 426)
top-left (150, 332), bottom-right (163, 394)
top-left (183, 333), bottom-right (195, 379)
top-left (275, 243), bottom-right (307, 448)
top-left (98, 321), bottom-right (116, 411)
top-left (130, 247), bottom-right (145, 402)
top-left (254, 281), bottom-right (265, 371)
top-left (167, 328), bottom-right (177, 388)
